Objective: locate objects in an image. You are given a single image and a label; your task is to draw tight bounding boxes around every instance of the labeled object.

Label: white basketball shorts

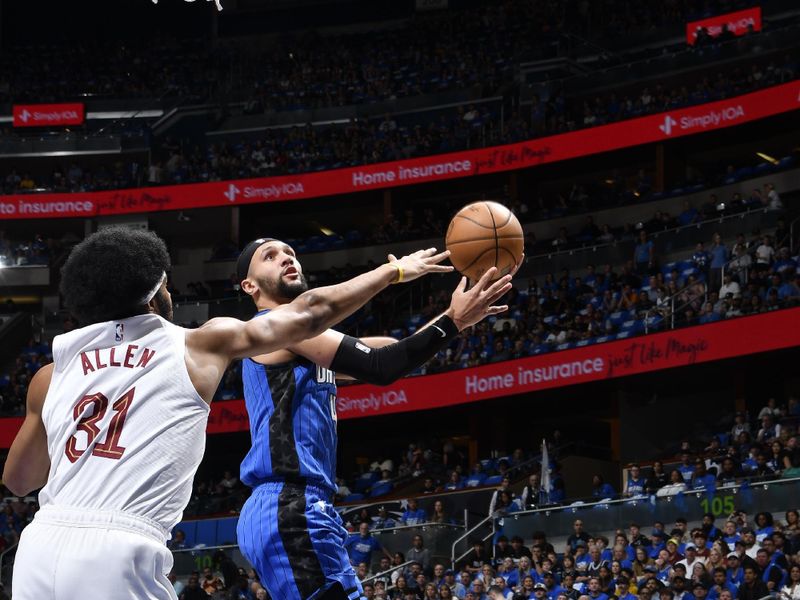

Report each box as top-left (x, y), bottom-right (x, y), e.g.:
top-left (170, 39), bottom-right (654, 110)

top-left (12, 505), bottom-right (176, 600)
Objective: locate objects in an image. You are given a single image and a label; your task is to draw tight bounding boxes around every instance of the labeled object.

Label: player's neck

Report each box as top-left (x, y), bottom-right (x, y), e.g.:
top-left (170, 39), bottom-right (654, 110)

top-left (254, 295), bottom-right (287, 311)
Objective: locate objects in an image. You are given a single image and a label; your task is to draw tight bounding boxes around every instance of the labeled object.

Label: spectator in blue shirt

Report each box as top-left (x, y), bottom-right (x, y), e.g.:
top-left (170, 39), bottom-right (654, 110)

top-left (574, 543), bottom-right (591, 571)
top-left (698, 302), bottom-right (721, 324)
top-left (592, 474), bottom-right (616, 499)
top-left (401, 498), bottom-right (428, 525)
top-left (372, 506), bottom-right (397, 530)
top-left (649, 532), bottom-right (667, 558)
top-left (721, 521), bottom-right (741, 546)
top-left (624, 464), bottom-right (647, 497)
top-left (707, 567), bottom-right (738, 600)
top-left (610, 578), bottom-right (634, 600)
top-left (756, 548), bottom-right (786, 591)
top-left (678, 453), bottom-right (696, 482)
top-left (701, 514), bottom-right (721, 542)
top-left (612, 546), bottom-right (634, 570)
top-left (671, 575), bottom-right (694, 600)
top-left (773, 248), bottom-right (797, 273)
top-left (726, 552), bottom-right (744, 587)
top-left (586, 576), bottom-right (610, 600)
top-left (692, 242), bottom-right (712, 275)
top-left (709, 233), bottom-right (729, 291)
top-left (691, 460), bottom-right (717, 492)
top-left (778, 274), bottom-right (800, 301)
top-left (634, 231), bottom-right (655, 275)
top-left (717, 458), bottom-right (742, 487)
top-left (444, 470), bottom-right (464, 491)
top-left (754, 512), bottom-right (775, 544)
top-left (345, 522), bottom-right (390, 567)
top-left (584, 264), bottom-right (598, 289)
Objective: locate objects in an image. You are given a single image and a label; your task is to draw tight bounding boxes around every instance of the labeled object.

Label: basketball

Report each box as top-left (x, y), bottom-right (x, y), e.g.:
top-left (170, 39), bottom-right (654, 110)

top-left (445, 201), bottom-right (524, 282)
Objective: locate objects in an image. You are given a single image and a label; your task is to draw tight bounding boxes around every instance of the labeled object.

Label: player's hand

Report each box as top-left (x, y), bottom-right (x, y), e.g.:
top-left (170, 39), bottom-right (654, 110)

top-left (386, 248), bottom-right (454, 283)
top-left (446, 267), bottom-right (513, 331)
top-left (509, 253), bottom-right (525, 278)
top-left (467, 253), bottom-right (525, 286)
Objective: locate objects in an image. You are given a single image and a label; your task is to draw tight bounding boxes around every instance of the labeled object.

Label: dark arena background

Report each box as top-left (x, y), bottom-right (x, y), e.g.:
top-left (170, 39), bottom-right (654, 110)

top-left (0, 0), bottom-right (798, 598)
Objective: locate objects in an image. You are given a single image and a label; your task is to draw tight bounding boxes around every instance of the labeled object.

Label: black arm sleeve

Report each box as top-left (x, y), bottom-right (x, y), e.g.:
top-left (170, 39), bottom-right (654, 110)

top-left (330, 314), bottom-right (459, 386)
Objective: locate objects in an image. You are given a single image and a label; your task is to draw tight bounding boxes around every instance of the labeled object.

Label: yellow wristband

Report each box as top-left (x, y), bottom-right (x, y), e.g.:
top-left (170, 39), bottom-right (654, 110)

top-left (387, 263), bottom-right (404, 283)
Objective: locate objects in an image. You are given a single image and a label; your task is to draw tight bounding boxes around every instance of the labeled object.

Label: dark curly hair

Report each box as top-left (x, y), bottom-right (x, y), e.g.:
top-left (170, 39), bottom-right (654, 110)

top-left (60, 227), bottom-right (171, 325)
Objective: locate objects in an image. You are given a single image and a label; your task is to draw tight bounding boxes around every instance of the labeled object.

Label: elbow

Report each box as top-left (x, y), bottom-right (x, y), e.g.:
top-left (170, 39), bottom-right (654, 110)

top-left (367, 366), bottom-right (405, 387)
top-left (372, 373), bottom-right (399, 387)
top-left (348, 372), bottom-right (396, 387)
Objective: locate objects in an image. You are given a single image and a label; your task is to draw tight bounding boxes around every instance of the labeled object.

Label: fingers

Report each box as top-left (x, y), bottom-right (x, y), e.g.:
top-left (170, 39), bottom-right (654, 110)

top-left (486, 283), bottom-right (513, 305)
top-left (484, 274), bottom-right (513, 298)
top-left (455, 276), bottom-right (467, 294)
top-left (486, 305), bottom-right (509, 315)
top-left (387, 253), bottom-right (397, 262)
top-left (414, 247), bottom-right (439, 258)
top-left (510, 253), bottom-right (525, 277)
top-left (429, 265), bottom-right (455, 273)
top-left (473, 266), bottom-right (498, 291)
top-left (425, 249), bottom-right (451, 264)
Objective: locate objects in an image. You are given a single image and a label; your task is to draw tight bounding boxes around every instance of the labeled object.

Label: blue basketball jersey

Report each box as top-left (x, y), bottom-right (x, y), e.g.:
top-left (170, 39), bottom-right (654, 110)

top-left (240, 309), bottom-right (339, 496)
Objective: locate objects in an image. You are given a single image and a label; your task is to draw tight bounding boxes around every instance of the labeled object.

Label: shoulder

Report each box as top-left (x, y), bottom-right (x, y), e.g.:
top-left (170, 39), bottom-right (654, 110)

top-left (185, 317), bottom-right (240, 350)
top-left (31, 362), bottom-right (54, 386)
top-left (28, 363), bottom-right (54, 412)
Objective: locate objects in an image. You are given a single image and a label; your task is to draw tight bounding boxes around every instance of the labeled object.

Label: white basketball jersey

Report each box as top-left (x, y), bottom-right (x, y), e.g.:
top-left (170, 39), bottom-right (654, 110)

top-left (38, 314), bottom-right (209, 533)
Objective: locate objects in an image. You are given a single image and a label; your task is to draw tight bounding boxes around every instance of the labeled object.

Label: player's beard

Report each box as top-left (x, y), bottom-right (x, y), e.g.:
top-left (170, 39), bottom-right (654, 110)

top-left (152, 287), bottom-right (174, 322)
top-left (258, 271), bottom-right (309, 302)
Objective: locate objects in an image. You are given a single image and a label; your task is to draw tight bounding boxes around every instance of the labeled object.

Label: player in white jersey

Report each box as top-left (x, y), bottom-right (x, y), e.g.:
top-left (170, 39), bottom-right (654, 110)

top-left (3, 226), bottom-right (454, 600)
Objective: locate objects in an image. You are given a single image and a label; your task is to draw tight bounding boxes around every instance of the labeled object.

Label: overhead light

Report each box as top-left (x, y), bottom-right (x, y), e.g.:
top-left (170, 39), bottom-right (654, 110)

top-left (319, 226), bottom-right (335, 236)
top-left (756, 152), bottom-right (779, 165)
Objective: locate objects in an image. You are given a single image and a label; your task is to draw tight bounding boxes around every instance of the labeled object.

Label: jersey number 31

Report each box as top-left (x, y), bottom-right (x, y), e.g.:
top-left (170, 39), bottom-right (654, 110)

top-left (65, 387), bottom-right (135, 463)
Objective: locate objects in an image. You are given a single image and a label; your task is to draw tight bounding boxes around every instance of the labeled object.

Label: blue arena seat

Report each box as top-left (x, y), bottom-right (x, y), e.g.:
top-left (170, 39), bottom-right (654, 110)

top-left (464, 473), bottom-right (487, 487)
top-left (354, 471), bottom-right (379, 493)
top-left (484, 475), bottom-right (504, 486)
top-left (369, 482), bottom-right (394, 498)
top-left (608, 311), bottom-right (626, 327)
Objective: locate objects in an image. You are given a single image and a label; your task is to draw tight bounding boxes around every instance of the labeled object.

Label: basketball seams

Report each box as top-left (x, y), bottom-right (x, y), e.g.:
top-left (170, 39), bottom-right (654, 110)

top-left (459, 247), bottom-right (497, 273)
top-left (497, 246), bottom-right (517, 263)
top-left (452, 213), bottom-right (496, 229)
top-left (484, 202), bottom-right (499, 270)
top-left (446, 236), bottom-right (524, 245)
top-left (495, 207), bottom-right (512, 228)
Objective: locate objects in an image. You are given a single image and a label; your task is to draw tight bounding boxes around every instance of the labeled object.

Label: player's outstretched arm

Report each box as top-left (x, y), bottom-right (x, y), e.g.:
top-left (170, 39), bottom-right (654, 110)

top-left (184, 249), bottom-right (452, 401)
top-left (4, 363), bottom-right (52, 496)
top-left (288, 266), bottom-right (514, 386)
top-left (220, 247), bottom-right (453, 358)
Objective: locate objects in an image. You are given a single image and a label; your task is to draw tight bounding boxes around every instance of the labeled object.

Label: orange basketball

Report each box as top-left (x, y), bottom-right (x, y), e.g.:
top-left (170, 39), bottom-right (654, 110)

top-left (445, 201), bottom-right (524, 282)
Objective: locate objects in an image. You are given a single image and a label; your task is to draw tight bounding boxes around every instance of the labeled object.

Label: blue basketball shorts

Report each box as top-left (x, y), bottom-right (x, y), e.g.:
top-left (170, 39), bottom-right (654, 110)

top-left (237, 481), bottom-right (362, 600)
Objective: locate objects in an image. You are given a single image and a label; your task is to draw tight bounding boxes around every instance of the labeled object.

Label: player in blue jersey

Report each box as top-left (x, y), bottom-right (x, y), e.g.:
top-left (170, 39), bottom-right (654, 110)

top-left (235, 237), bottom-right (519, 600)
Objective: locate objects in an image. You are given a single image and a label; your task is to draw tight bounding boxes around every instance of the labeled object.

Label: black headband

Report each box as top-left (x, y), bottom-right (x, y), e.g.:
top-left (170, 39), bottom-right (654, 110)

top-left (236, 238), bottom-right (276, 282)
